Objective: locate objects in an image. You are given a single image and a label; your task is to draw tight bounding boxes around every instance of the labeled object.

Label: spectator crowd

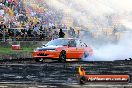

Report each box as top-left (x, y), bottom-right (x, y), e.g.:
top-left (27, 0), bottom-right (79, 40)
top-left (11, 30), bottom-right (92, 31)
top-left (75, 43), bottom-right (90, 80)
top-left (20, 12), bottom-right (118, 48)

top-left (0, 0), bottom-right (77, 41)
top-left (0, 21), bottom-right (77, 41)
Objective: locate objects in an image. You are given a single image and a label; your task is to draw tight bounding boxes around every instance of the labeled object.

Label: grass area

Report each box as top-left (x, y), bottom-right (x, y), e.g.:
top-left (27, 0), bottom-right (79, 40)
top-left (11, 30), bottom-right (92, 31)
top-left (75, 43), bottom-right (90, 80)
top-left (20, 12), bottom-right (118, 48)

top-left (0, 41), bottom-right (42, 59)
top-left (0, 47), bottom-right (35, 55)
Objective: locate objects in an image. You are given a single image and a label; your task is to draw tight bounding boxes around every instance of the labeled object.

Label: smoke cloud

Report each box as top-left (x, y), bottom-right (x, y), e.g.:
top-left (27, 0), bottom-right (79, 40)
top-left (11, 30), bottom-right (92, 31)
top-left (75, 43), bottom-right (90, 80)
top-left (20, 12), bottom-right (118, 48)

top-left (45, 0), bottom-right (132, 28)
top-left (90, 32), bottom-right (132, 61)
top-left (44, 0), bottom-right (132, 61)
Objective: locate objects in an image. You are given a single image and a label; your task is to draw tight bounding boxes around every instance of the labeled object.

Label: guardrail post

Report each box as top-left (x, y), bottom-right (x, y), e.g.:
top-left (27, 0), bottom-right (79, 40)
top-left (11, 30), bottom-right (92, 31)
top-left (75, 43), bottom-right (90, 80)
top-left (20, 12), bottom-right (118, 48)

top-left (3, 29), bottom-right (5, 42)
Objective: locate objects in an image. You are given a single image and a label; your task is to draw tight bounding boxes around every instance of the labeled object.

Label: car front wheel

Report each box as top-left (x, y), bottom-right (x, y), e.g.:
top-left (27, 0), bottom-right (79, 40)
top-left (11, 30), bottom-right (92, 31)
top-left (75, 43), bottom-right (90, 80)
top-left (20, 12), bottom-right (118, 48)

top-left (35, 58), bottom-right (43, 62)
top-left (59, 50), bottom-right (66, 62)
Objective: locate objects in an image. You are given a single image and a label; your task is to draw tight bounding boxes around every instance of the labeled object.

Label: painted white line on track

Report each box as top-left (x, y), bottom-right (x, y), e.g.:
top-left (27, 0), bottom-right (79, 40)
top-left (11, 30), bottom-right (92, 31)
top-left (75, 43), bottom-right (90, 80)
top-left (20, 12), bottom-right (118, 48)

top-left (83, 84), bottom-right (132, 87)
top-left (49, 86), bottom-right (57, 88)
top-left (37, 85), bottom-right (48, 88)
top-left (0, 82), bottom-right (34, 84)
top-left (0, 86), bottom-right (8, 88)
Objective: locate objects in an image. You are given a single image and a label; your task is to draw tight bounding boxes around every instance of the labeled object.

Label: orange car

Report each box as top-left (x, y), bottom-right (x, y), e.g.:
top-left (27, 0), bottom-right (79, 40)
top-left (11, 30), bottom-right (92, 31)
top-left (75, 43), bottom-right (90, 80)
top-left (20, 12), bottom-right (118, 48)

top-left (32, 38), bottom-right (93, 62)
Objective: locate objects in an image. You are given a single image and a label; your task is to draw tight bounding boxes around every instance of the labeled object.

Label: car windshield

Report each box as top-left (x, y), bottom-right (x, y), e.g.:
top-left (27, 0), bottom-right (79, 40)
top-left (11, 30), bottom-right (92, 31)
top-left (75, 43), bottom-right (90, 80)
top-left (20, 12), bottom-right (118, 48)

top-left (45, 39), bottom-right (71, 46)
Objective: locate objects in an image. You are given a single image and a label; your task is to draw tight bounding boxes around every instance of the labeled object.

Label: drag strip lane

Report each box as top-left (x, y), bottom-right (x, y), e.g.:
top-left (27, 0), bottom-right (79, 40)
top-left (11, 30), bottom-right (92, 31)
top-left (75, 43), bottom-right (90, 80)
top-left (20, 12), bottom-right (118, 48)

top-left (0, 60), bottom-right (131, 87)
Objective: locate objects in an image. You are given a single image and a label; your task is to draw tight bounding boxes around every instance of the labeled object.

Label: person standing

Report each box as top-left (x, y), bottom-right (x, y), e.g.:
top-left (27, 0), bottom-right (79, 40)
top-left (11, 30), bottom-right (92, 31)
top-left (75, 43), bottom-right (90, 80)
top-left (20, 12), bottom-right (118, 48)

top-left (59, 28), bottom-right (65, 38)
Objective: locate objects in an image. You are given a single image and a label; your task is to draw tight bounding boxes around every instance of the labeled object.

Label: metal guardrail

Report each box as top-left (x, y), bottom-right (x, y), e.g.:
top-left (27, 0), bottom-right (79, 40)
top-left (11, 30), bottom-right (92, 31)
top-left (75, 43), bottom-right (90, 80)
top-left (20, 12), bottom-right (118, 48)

top-left (0, 28), bottom-right (53, 42)
top-left (0, 37), bottom-right (52, 41)
top-left (0, 27), bottom-right (79, 42)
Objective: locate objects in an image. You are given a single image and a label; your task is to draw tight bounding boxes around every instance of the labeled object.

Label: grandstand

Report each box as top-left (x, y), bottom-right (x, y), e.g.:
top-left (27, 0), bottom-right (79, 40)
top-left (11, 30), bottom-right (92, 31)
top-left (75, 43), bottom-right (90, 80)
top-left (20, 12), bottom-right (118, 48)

top-left (0, 0), bottom-right (130, 42)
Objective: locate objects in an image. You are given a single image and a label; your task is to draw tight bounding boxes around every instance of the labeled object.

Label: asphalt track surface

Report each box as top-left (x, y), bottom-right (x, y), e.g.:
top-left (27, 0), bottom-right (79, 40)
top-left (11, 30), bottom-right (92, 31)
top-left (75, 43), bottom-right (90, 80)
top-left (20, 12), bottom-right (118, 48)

top-left (0, 59), bottom-right (132, 88)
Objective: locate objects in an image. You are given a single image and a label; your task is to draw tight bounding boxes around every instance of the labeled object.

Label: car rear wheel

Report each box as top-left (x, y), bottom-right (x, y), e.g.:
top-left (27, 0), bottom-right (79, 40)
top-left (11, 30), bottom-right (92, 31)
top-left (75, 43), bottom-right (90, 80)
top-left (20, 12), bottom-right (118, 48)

top-left (59, 50), bottom-right (66, 62)
top-left (83, 52), bottom-right (89, 58)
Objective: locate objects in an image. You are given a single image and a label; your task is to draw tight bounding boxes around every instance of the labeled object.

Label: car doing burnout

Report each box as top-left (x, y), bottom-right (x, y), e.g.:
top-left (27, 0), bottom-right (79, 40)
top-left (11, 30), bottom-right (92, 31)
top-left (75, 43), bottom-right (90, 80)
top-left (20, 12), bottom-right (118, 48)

top-left (32, 38), bottom-right (93, 62)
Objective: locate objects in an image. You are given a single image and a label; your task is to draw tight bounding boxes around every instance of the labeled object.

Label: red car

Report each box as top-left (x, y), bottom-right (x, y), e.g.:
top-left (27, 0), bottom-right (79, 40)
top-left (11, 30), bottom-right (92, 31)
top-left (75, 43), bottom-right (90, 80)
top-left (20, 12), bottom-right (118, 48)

top-left (32, 38), bottom-right (93, 62)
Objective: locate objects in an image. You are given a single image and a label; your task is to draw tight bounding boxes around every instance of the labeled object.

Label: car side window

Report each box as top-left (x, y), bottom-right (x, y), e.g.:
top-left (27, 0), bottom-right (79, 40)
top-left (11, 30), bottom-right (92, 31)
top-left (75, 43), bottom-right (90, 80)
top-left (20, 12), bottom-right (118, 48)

top-left (81, 42), bottom-right (87, 47)
top-left (68, 40), bottom-right (77, 47)
top-left (76, 40), bottom-right (87, 47)
top-left (76, 40), bottom-right (82, 47)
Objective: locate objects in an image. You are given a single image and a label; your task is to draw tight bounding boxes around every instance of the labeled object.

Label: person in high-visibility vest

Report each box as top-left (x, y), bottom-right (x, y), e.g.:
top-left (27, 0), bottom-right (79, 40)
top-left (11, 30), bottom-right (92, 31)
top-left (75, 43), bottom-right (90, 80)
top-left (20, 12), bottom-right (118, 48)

top-left (78, 66), bottom-right (86, 76)
top-left (78, 66), bottom-right (86, 84)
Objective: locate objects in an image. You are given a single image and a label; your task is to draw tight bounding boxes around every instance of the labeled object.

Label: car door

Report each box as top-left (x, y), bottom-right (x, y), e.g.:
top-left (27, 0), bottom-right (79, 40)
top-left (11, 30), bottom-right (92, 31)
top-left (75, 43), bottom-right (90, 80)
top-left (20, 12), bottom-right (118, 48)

top-left (66, 39), bottom-right (84, 59)
top-left (75, 40), bottom-right (85, 58)
top-left (66, 40), bottom-right (79, 59)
